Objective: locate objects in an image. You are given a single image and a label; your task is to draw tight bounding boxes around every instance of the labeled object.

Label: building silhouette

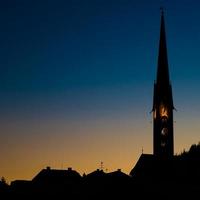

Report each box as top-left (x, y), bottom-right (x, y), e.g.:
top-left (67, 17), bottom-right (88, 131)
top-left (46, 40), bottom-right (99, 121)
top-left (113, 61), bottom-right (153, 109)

top-left (130, 9), bottom-right (175, 176)
top-left (130, 11), bottom-right (200, 186)
top-left (152, 10), bottom-right (174, 158)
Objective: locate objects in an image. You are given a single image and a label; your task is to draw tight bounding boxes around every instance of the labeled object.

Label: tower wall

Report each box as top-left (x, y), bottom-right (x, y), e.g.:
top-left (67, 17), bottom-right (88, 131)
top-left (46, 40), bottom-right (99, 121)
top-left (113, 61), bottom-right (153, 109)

top-left (153, 12), bottom-right (174, 158)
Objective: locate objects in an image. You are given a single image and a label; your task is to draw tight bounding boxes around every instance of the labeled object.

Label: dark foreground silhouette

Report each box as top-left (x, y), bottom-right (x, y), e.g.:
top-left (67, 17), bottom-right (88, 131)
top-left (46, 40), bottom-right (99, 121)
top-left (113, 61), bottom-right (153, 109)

top-left (1, 143), bottom-right (200, 199)
top-left (0, 10), bottom-right (186, 200)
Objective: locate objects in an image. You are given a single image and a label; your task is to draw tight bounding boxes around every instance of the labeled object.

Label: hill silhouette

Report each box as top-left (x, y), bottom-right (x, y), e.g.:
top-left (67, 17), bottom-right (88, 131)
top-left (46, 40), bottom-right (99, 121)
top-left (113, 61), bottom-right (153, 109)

top-left (178, 142), bottom-right (200, 158)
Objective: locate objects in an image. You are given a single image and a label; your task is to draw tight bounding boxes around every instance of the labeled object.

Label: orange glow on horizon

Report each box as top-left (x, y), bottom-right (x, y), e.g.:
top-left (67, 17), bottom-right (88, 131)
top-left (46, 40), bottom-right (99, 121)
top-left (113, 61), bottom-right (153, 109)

top-left (0, 116), bottom-right (149, 183)
top-left (1, 110), bottom-right (200, 183)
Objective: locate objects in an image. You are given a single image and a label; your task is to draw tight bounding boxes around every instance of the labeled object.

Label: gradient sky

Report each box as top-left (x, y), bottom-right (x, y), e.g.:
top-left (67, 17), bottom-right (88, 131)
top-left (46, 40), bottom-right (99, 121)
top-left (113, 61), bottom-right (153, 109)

top-left (1, 0), bottom-right (200, 182)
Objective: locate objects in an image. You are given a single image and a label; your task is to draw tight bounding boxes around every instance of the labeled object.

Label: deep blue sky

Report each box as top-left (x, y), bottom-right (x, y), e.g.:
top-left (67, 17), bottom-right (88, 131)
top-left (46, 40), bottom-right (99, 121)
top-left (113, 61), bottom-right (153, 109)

top-left (1, 0), bottom-right (200, 117)
top-left (1, 0), bottom-right (200, 181)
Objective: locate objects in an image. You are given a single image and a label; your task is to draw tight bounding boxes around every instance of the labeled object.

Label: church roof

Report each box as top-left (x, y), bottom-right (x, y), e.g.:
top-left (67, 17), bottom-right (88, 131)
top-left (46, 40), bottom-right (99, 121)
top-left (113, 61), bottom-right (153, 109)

top-left (152, 10), bottom-right (174, 110)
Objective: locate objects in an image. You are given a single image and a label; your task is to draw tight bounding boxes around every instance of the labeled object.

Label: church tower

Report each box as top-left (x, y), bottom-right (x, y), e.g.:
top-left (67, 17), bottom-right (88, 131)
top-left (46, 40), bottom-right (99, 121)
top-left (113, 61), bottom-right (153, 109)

top-left (152, 10), bottom-right (174, 158)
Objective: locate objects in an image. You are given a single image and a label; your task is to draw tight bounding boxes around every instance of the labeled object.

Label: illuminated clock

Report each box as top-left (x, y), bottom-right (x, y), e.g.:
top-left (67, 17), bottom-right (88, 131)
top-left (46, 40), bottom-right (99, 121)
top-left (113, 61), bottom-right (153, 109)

top-left (161, 128), bottom-right (168, 136)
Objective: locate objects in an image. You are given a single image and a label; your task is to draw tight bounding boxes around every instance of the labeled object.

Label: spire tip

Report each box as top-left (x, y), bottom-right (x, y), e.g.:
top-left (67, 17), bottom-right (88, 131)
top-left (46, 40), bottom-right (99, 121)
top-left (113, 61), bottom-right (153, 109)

top-left (160, 7), bottom-right (164, 16)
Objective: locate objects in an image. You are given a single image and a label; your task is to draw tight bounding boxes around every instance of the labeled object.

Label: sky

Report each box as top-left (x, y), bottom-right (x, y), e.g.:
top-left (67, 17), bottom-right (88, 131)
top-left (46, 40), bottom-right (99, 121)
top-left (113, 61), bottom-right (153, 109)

top-left (1, 0), bottom-right (200, 182)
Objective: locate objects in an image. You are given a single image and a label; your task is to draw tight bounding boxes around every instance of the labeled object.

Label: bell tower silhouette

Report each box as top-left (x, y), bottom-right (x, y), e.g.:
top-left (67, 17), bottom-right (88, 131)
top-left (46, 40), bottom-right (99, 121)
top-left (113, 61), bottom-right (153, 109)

top-left (130, 10), bottom-right (176, 178)
top-left (152, 10), bottom-right (174, 158)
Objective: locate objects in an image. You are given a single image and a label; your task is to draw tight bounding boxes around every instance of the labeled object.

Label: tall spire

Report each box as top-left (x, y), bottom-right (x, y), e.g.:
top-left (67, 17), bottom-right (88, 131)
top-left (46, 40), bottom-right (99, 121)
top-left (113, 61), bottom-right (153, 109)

top-left (153, 10), bottom-right (174, 158)
top-left (156, 9), bottom-right (170, 86)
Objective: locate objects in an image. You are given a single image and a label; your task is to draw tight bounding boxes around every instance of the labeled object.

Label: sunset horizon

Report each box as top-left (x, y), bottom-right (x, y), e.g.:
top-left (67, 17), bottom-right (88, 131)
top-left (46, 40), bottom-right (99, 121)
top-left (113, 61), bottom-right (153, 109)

top-left (1, 1), bottom-right (200, 183)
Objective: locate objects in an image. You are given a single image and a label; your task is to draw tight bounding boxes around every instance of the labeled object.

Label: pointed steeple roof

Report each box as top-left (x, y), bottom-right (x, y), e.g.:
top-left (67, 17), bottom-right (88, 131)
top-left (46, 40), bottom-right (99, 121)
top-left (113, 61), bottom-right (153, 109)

top-left (156, 10), bottom-right (170, 86)
top-left (152, 10), bottom-right (174, 111)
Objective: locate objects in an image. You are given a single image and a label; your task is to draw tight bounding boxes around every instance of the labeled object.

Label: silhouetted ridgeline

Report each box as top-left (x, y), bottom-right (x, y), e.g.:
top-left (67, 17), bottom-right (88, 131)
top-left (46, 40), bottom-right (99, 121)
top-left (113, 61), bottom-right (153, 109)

top-left (178, 142), bottom-right (200, 158)
top-left (0, 143), bottom-right (200, 199)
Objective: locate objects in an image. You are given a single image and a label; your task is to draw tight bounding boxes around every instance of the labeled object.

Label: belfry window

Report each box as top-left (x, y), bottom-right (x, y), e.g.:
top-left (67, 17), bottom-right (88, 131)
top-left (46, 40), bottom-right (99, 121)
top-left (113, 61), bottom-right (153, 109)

top-left (159, 104), bottom-right (168, 118)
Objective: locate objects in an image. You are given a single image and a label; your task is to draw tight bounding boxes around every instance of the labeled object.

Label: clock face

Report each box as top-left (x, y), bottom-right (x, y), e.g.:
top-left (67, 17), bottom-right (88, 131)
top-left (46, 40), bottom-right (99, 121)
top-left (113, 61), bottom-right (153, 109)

top-left (161, 128), bottom-right (168, 136)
